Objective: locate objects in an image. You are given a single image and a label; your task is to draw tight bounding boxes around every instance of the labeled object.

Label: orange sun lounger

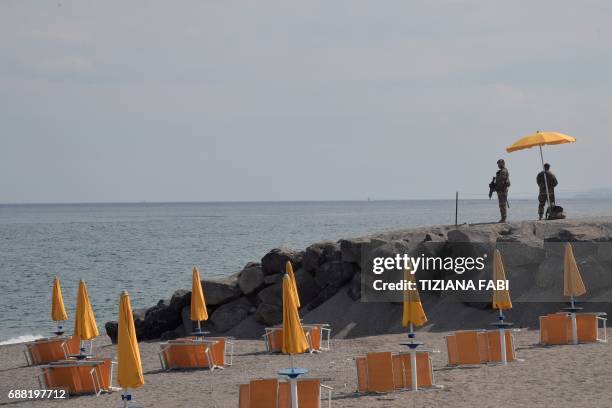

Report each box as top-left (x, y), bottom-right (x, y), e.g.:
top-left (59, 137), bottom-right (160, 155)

top-left (159, 337), bottom-right (233, 370)
top-left (239, 378), bottom-right (332, 408)
top-left (445, 330), bottom-right (515, 366)
top-left (39, 359), bottom-right (116, 396)
top-left (539, 312), bottom-right (608, 345)
top-left (25, 336), bottom-right (81, 366)
top-left (263, 324), bottom-right (331, 353)
top-left (355, 351), bottom-right (435, 393)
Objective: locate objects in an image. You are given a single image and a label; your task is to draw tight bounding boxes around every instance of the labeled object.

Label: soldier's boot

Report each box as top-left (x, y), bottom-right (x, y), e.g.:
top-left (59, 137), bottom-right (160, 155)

top-left (498, 206), bottom-right (507, 223)
top-left (538, 212), bottom-right (543, 221)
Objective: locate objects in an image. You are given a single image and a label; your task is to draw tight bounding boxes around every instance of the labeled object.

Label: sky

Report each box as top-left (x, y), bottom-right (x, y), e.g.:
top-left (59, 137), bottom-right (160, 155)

top-left (1, 0), bottom-right (611, 203)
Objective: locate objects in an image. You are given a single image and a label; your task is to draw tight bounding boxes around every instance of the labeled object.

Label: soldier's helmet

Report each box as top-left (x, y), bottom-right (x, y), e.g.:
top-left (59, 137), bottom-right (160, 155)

top-left (497, 159), bottom-right (505, 165)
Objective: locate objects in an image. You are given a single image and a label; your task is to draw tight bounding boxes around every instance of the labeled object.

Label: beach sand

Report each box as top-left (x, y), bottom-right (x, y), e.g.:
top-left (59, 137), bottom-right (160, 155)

top-left (1, 329), bottom-right (610, 408)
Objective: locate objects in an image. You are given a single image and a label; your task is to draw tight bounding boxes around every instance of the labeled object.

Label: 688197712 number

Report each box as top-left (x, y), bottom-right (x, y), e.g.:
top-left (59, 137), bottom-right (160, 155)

top-left (7, 389), bottom-right (67, 399)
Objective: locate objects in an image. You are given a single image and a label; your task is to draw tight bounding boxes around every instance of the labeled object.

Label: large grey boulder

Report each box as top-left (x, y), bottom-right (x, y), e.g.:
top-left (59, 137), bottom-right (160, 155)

top-left (203, 277), bottom-right (242, 306)
top-left (257, 282), bottom-right (283, 306)
top-left (254, 303), bottom-right (282, 326)
top-left (303, 242), bottom-right (341, 272)
top-left (209, 297), bottom-right (253, 332)
top-left (261, 248), bottom-right (303, 275)
top-left (238, 263), bottom-right (264, 295)
top-left (314, 261), bottom-right (356, 289)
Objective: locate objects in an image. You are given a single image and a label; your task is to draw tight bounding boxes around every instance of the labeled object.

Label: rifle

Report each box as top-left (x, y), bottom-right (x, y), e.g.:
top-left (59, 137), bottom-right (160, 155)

top-left (488, 177), bottom-right (496, 199)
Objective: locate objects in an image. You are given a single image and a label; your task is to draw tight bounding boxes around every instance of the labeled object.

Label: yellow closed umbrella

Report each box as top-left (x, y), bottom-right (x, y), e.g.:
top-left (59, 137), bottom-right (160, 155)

top-left (492, 250), bottom-right (512, 310)
top-left (402, 267), bottom-right (427, 328)
top-left (51, 277), bottom-right (68, 322)
top-left (286, 261), bottom-right (300, 308)
top-left (190, 267), bottom-right (208, 334)
top-left (563, 243), bottom-right (586, 345)
top-left (282, 274), bottom-right (309, 355)
top-left (401, 266), bottom-right (427, 391)
top-left (117, 291), bottom-right (144, 404)
top-left (506, 131), bottom-right (576, 214)
top-left (74, 280), bottom-right (99, 341)
top-left (491, 249), bottom-right (512, 364)
top-left (564, 244), bottom-right (586, 298)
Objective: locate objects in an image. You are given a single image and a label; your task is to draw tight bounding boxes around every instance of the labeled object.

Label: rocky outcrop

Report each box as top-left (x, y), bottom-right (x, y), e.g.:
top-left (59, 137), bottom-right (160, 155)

top-left (105, 217), bottom-right (612, 342)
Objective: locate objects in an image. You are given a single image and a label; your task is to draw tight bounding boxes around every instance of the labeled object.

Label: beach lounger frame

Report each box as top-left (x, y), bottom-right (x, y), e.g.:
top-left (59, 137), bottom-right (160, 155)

top-left (158, 337), bottom-right (233, 371)
top-left (24, 336), bottom-right (81, 366)
top-left (445, 329), bottom-right (517, 366)
top-left (38, 359), bottom-right (118, 396)
top-left (354, 350), bottom-right (436, 393)
top-left (263, 324), bottom-right (331, 353)
top-left (539, 312), bottom-right (608, 345)
top-left (238, 377), bottom-right (333, 408)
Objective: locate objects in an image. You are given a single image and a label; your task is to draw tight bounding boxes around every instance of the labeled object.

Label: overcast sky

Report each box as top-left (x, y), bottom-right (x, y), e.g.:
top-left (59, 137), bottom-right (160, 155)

top-left (1, 1), bottom-right (610, 203)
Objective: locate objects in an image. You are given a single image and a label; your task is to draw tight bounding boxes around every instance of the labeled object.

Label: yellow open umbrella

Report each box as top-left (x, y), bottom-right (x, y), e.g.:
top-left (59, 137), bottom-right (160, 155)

top-left (74, 280), bottom-right (99, 341)
top-left (492, 250), bottom-right (512, 310)
top-left (286, 261), bottom-right (300, 308)
top-left (506, 131), bottom-right (576, 213)
top-left (402, 267), bottom-right (427, 328)
top-left (563, 243), bottom-right (586, 345)
top-left (117, 291), bottom-right (144, 400)
top-left (190, 267), bottom-right (208, 334)
top-left (281, 274), bottom-right (309, 355)
top-left (506, 131), bottom-right (576, 153)
top-left (51, 277), bottom-right (68, 322)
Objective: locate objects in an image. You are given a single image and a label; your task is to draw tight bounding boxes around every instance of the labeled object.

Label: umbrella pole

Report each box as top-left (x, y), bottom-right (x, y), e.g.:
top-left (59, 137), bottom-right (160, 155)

top-left (539, 145), bottom-right (552, 217)
top-left (570, 296), bottom-right (578, 345)
top-left (408, 323), bottom-right (418, 391)
top-left (498, 309), bottom-right (507, 365)
top-left (122, 387), bottom-right (129, 408)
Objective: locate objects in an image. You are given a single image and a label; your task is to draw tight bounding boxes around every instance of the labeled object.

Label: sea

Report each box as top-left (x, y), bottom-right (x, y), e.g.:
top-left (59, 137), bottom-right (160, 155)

top-left (1, 199), bottom-right (610, 344)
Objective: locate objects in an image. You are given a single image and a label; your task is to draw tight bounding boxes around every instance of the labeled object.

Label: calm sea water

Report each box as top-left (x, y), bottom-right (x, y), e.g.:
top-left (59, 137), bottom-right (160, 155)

top-left (1, 199), bottom-right (610, 343)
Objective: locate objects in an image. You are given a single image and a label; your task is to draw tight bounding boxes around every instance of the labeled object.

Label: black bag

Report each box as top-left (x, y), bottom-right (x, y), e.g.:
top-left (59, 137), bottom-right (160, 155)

top-left (547, 205), bottom-right (566, 220)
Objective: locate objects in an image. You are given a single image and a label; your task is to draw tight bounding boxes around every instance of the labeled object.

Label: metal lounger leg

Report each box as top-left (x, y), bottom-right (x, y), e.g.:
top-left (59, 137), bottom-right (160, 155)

top-left (322, 328), bottom-right (332, 351)
top-left (321, 384), bottom-right (333, 408)
top-left (226, 340), bottom-right (234, 366)
top-left (24, 348), bottom-right (32, 366)
top-left (90, 367), bottom-right (102, 397)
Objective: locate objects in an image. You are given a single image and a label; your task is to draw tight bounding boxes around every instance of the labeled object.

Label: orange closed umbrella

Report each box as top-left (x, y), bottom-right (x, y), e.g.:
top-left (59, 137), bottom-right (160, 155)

top-left (190, 267), bottom-right (208, 322)
top-left (563, 243), bottom-right (586, 345)
top-left (117, 291), bottom-right (144, 403)
top-left (492, 250), bottom-right (512, 310)
top-left (282, 274), bottom-right (309, 355)
top-left (51, 277), bottom-right (68, 322)
top-left (286, 261), bottom-right (300, 308)
top-left (402, 267), bottom-right (427, 328)
top-left (74, 280), bottom-right (99, 341)
top-left (564, 244), bottom-right (586, 298)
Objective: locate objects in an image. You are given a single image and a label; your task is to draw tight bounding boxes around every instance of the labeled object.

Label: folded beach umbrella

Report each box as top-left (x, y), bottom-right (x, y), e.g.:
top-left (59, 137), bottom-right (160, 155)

top-left (118, 291), bottom-right (144, 405)
top-left (563, 243), bottom-right (586, 345)
top-left (491, 249), bottom-right (512, 364)
top-left (492, 250), bottom-right (512, 310)
top-left (506, 131), bottom-right (576, 212)
top-left (402, 267), bottom-right (427, 328)
top-left (286, 261), bottom-right (300, 308)
top-left (564, 244), bottom-right (586, 298)
top-left (282, 274), bottom-right (309, 355)
top-left (74, 280), bottom-right (99, 341)
top-left (51, 277), bottom-right (68, 322)
top-left (190, 267), bottom-right (208, 333)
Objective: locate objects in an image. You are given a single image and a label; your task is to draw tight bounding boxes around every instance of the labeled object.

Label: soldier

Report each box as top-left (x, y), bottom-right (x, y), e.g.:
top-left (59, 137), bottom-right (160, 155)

top-left (536, 163), bottom-right (558, 220)
top-left (494, 159), bottom-right (510, 223)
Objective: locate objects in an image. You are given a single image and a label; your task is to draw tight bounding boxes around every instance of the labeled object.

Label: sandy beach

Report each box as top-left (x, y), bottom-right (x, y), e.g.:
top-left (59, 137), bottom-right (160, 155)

top-left (1, 328), bottom-right (610, 408)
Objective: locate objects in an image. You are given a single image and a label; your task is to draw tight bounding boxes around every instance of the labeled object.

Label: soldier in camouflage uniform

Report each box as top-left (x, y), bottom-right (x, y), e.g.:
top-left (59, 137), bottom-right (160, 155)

top-left (536, 163), bottom-right (558, 220)
top-left (494, 159), bottom-right (510, 223)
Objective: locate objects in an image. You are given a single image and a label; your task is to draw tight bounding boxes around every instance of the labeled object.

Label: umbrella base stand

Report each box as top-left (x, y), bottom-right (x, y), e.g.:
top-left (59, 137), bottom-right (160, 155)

top-left (278, 368), bottom-right (308, 408)
top-left (400, 330), bottom-right (424, 391)
top-left (490, 320), bottom-right (514, 365)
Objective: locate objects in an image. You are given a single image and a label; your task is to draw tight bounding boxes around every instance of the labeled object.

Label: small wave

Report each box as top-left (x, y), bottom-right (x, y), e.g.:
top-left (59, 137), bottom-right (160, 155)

top-left (0, 334), bottom-right (44, 345)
